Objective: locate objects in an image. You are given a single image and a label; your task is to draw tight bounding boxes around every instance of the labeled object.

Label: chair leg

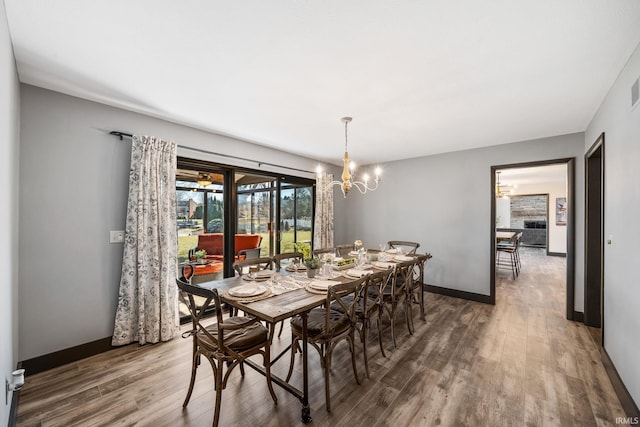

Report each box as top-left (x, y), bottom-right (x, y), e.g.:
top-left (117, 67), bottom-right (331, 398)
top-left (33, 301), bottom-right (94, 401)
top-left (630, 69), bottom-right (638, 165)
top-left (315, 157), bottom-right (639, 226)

top-left (264, 347), bottom-right (278, 405)
top-left (183, 350), bottom-right (199, 407)
top-left (405, 297), bottom-right (414, 335)
top-left (361, 319), bottom-right (370, 379)
top-left (324, 351), bottom-right (332, 412)
top-left (277, 320), bottom-right (284, 338)
top-left (285, 336), bottom-right (298, 382)
top-left (349, 335), bottom-right (360, 386)
top-left (376, 314), bottom-right (386, 358)
top-left (213, 359), bottom-right (224, 427)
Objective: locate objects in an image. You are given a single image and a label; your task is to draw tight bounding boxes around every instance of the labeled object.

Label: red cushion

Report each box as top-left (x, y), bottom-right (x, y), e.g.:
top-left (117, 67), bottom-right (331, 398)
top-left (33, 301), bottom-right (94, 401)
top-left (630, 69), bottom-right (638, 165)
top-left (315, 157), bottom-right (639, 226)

top-left (198, 233), bottom-right (262, 256)
top-left (234, 234), bottom-right (262, 252)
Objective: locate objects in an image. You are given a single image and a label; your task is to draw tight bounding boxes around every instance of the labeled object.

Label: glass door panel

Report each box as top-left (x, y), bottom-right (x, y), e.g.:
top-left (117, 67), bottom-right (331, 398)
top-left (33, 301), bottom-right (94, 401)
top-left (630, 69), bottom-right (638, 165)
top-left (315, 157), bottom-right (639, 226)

top-left (279, 182), bottom-right (314, 253)
top-left (236, 173), bottom-right (275, 257)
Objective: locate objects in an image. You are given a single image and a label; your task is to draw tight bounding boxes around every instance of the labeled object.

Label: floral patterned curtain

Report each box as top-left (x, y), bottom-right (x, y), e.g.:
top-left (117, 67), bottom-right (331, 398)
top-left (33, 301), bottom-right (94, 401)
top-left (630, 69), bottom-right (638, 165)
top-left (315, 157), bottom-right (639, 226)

top-left (112, 135), bottom-right (178, 346)
top-left (313, 172), bottom-right (334, 250)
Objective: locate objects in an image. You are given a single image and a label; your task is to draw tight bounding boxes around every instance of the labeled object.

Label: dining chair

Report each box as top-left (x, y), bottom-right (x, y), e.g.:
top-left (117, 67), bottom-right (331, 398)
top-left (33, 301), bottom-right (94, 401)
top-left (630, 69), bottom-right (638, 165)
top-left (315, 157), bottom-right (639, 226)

top-left (285, 276), bottom-right (367, 412)
top-left (176, 277), bottom-right (278, 427)
top-left (272, 251), bottom-right (304, 270)
top-left (231, 257), bottom-right (274, 316)
top-left (313, 247), bottom-right (335, 257)
top-left (232, 256), bottom-right (274, 277)
top-left (353, 268), bottom-right (395, 378)
top-left (387, 240), bottom-right (420, 255)
top-left (334, 243), bottom-right (354, 257)
top-left (381, 258), bottom-right (418, 347)
top-left (406, 253), bottom-right (432, 333)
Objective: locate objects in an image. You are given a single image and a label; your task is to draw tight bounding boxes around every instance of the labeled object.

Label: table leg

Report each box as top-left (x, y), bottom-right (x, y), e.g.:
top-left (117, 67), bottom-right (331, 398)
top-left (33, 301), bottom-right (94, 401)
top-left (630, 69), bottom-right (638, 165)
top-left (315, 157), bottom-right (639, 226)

top-left (301, 312), bottom-right (312, 424)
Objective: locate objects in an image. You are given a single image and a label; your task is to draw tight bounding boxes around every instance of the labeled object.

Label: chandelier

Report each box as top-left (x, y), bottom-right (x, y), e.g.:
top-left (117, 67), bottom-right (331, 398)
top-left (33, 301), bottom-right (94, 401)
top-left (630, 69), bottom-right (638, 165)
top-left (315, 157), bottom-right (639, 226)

top-left (328, 117), bottom-right (381, 198)
top-left (496, 171), bottom-right (513, 198)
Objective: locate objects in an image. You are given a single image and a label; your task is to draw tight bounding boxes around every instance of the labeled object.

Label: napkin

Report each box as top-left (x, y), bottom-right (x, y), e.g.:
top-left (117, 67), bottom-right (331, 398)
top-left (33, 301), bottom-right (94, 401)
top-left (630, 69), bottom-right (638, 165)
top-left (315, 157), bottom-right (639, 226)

top-left (346, 268), bottom-right (373, 278)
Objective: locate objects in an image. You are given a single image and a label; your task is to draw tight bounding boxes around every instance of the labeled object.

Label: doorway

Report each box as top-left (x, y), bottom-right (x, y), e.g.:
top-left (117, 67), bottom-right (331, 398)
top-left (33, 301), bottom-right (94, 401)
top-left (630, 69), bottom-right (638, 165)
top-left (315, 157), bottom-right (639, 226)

top-left (490, 158), bottom-right (576, 320)
top-left (584, 133), bottom-right (604, 333)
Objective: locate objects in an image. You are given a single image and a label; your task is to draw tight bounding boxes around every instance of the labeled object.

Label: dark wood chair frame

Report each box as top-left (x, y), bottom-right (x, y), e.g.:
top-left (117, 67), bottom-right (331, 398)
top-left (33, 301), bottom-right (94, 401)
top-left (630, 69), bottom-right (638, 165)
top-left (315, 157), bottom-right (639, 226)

top-left (232, 256), bottom-right (274, 277)
top-left (381, 259), bottom-right (418, 347)
top-left (359, 268), bottom-right (394, 378)
top-left (177, 277), bottom-right (278, 427)
top-left (285, 276), bottom-right (367, 412)
top-left (334, 243), bottom-right (354, 257)
top-left (407, 253), bottom-right (433, 333)
top-left (387, 240), bottom-right (421, 255)
top-left (272, 251), bottom-right (304, 270)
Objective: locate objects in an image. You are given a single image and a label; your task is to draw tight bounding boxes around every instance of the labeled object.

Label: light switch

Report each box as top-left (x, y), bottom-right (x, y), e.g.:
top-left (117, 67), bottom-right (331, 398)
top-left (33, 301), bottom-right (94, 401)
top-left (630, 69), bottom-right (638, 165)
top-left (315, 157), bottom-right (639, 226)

top-left (607, 234), bottom-right (613, 246)
top-left (110, 230), bottom-right (125, 243)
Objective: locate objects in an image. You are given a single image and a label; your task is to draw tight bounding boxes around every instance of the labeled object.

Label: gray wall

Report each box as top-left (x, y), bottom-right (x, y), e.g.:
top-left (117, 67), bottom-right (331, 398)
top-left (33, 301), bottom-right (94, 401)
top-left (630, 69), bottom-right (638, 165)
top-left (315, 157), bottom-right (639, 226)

top-left (19, 85), bottom-right (344, 360)
top-left (586, 41), bottom-right (640, 407)
top-left (343, 133), bottom-right (585, 305)
top-left (0, 0), bottom-right (20, 422)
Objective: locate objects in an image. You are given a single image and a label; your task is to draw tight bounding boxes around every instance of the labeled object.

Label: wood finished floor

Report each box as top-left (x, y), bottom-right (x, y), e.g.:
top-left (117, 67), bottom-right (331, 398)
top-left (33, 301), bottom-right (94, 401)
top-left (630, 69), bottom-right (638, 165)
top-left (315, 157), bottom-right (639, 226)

top-left (17, 249), bottom-right (625, 426)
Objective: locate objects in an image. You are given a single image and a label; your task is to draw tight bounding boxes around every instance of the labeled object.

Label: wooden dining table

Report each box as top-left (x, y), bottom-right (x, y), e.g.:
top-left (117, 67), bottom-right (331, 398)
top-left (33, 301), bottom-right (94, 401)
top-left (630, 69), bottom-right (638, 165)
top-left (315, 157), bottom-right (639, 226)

top-left (196, 270), bottom-right (352, 424)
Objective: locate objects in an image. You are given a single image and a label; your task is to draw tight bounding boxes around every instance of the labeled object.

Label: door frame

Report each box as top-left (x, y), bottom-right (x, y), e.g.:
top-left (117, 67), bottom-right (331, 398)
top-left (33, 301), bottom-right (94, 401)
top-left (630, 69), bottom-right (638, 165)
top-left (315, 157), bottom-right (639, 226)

top-left (584, 133), bottom-right (605, 335)
top-left (490, 158), bottom-right (576, 320)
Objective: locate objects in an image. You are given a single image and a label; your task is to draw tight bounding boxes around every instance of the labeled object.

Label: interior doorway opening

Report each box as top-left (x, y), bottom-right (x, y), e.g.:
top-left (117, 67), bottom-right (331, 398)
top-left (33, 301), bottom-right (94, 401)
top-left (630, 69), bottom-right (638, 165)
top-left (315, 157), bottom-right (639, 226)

top-left (490, 159), bottom-right (576, 320)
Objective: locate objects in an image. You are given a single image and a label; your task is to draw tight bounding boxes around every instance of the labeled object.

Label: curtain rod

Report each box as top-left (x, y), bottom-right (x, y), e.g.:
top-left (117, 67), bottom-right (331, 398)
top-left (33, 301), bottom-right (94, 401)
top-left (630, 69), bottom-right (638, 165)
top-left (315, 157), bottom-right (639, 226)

top-left (109, 130), bottom-right (315, 175)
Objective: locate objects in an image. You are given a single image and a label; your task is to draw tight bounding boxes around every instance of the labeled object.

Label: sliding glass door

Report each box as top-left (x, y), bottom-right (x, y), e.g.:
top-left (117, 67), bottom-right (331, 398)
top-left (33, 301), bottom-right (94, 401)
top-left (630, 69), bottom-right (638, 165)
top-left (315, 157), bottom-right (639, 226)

top-left (177, 157), bottom-right (315, 277)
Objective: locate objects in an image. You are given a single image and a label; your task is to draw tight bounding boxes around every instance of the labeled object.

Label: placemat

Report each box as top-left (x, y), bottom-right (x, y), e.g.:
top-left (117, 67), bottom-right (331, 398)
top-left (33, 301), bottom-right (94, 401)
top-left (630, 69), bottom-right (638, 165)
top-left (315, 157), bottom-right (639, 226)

top-left (304, 284), bottom-right (328, 295)
top-left (221, 288), bottom-right (273, 303)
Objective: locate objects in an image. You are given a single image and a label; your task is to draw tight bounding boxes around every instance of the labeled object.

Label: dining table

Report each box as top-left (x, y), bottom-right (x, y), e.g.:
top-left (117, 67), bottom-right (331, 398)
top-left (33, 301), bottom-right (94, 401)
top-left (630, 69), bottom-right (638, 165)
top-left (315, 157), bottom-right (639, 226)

top-left (496, 231), bottom-right (516, 242)
top-left (194, 251), bottom-right (411, 424)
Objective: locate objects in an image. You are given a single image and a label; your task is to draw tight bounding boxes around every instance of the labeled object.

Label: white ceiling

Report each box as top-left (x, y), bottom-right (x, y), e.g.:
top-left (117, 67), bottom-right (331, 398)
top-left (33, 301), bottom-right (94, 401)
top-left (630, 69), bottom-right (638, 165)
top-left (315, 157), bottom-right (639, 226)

top-left (5, 1), bottom-right (640, 166)
top-left (498, 164), bottom-right (567, 187)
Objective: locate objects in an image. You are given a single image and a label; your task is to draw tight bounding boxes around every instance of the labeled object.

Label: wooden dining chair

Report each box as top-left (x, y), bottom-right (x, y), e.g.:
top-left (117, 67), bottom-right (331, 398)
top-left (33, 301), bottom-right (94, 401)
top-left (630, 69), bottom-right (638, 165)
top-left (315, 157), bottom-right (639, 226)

top-left (231, 257), bottom-right (274, 316)
top-left (334, 243), bottom-right (354, 257)
top-left (356, 268), bottom-right (394, 378)
top-left (285, 276), bottom-right (367, 412)
top-left (232, 256), bottom-right (274, 277)
top-left (272, 251), bottom-right (304, 270)
top-left (406, 253), bottom-right (432, 333)
top-left (381, 258), bottom-right (418, 347)
top-left (387, 240), bottom-right (420, 254)
top-left (176, 277), bottom-right (278, 427)
top-left (312, 247), bottom-right (335, 257)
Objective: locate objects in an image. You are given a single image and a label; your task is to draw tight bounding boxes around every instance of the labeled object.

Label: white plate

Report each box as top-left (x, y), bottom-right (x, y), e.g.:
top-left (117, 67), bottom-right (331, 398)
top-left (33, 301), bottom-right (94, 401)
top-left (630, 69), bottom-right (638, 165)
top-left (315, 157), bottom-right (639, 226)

top-left (309, 280), bottom-right (337, 291)
top-left (254, 270), bottom-right (273, 278)
top-left (393, 255), bottom-right (413, 262)
top-left (385, 248), bottom-right (399, 254)
top-left (286, 264), bottom-right (307, 272)
top-left (228, 284), bottom-right (267, 297)
top-left (373, 261), bottom-right (395, 269)
top-left (346, 269), bottom-right (373, 278)
top-left (242, 274), bottom-right (270, 282)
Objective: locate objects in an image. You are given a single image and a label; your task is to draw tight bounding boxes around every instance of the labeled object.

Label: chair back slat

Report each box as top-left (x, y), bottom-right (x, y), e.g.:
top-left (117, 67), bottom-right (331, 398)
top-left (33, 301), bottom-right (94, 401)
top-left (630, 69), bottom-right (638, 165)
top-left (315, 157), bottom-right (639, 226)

top-left (326, 276), bottom-right (367, 333)
top-left (233, 257), bottom-right (274, 276)
top-left (272, 252), bottom-right (304, 270)
top-left (387, 240), bottom-right (420, 254)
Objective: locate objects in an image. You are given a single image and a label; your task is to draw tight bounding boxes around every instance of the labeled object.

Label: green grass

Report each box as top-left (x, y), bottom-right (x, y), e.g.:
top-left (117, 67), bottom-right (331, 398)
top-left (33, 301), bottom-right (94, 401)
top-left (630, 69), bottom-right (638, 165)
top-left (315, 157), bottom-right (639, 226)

top-left (177, 230), bottom-right (312, 262)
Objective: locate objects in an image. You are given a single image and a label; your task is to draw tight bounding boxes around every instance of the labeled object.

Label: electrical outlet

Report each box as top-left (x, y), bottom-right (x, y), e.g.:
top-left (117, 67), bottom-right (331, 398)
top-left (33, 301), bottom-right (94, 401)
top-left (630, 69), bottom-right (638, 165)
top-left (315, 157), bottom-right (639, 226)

top-left (109, 230), bottom-right (125, 244)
